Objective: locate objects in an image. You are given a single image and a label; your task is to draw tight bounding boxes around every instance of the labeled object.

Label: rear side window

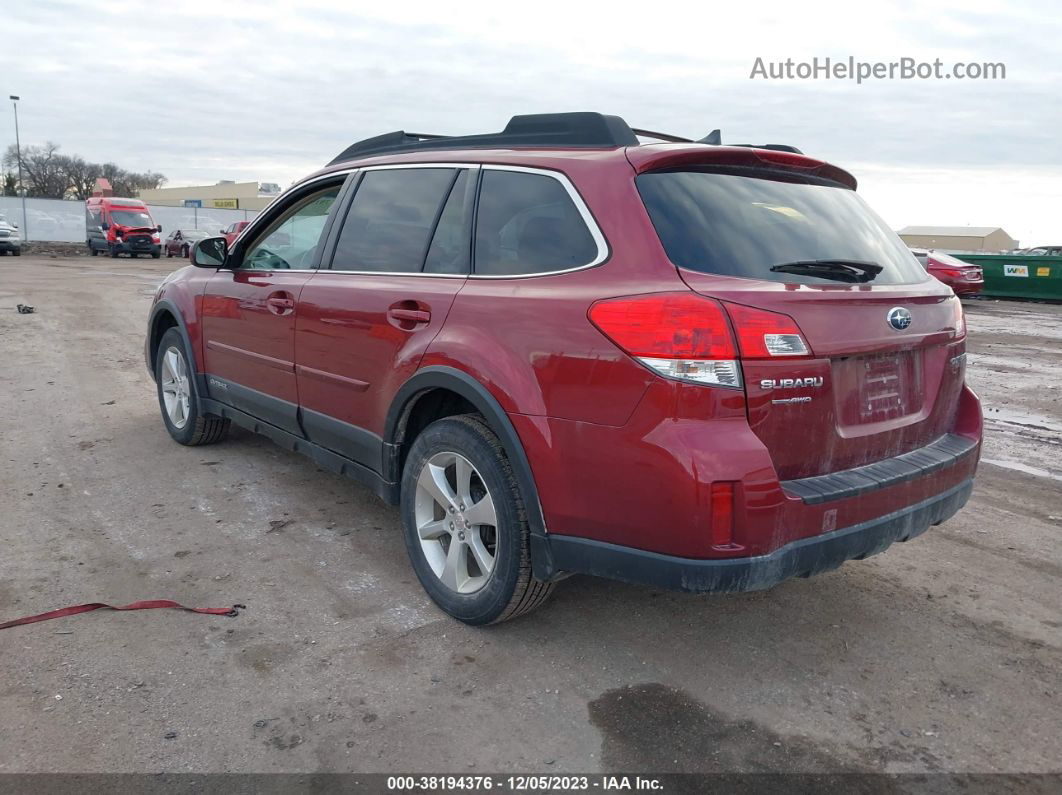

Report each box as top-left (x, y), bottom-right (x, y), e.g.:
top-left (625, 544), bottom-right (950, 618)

top-left (333, 168), bottom-right (457, 273)
top-left (474, 170), bottom-right (598, 276)
top-left (637, 168), bottom-right (929, 285)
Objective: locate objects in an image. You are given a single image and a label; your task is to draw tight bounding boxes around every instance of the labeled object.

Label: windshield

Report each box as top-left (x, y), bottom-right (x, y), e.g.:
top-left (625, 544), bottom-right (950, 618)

top-left (111, 210), bottom-right (154, 228)
top-left (637, 167), bottom-right (929, 286)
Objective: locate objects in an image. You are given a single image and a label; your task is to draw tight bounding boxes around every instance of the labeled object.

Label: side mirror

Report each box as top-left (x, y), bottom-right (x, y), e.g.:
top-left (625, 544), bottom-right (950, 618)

top-left (100, 222), bottom-right (109, 231)
top-left (191, 236), bottom-right (228, 268)
top-left (157, 224), bottom-right (163, 233)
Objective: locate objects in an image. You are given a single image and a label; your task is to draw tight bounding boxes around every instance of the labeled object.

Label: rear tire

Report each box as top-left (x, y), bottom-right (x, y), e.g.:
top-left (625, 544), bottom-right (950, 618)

top-left (155, 328), bottom-right (230, 446)
top-left (401, 415), bottom-right (554, 625)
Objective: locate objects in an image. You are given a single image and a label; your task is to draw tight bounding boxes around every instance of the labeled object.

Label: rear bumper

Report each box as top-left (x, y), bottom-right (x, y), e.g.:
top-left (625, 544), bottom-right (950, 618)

top-left (544, 479), bottom-right (972, 592)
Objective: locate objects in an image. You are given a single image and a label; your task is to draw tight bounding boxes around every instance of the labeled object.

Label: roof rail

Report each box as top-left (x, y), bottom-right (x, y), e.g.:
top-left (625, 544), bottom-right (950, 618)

top-left (328, 112), bottom-right (640, 165)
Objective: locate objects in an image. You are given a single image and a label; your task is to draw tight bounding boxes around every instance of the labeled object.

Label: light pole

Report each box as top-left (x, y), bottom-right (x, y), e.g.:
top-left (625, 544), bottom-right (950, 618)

top-left (9, 95), bottom-right (27, 241)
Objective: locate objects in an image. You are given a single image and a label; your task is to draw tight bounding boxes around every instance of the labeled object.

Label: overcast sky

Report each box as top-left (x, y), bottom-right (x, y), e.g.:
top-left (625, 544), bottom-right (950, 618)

top-left (3, 0), bottom-right (1060, 244)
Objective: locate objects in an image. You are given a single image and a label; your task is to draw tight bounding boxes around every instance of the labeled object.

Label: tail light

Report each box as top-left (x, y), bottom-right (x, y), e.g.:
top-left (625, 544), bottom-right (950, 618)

top-left (588, 293), bottom-right (814, 389)
top-left (723, 302), bottom-right (811, 359)
top-left (588, 292), bottom-right (741, 388)
top-left (950, 297), bottom-right (966, 338)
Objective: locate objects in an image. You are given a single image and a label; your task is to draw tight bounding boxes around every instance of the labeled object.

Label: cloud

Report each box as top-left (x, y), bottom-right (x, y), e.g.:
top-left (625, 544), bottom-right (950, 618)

top-left (2, 0), bottom-right (1059, 240)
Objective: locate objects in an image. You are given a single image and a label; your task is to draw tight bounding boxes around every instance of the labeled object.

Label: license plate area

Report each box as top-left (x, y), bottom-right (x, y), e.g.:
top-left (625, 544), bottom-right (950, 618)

top-left (834, 350), bottom-right (924, 426)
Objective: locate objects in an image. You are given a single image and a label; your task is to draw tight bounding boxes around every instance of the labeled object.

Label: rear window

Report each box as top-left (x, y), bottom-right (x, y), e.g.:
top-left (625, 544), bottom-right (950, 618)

top-left (637, 168), bottom-right (928, 285)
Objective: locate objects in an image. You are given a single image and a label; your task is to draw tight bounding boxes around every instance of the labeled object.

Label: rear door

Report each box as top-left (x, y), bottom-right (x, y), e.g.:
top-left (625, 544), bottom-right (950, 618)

top-left (200, 179), bottom-right (346, 435)
top-left (637, 166), bottom-right (967, 479)
top-left (294, 166), bottom-right (474, 469)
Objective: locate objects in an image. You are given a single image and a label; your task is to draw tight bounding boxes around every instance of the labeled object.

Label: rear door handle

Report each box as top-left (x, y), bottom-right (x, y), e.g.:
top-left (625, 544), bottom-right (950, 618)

top-left (266, 291), bottom-right (295, 316)
top-left (387, 308), bottom-right (430, 323)
top-left (386, 301), bottom-right (432, 329)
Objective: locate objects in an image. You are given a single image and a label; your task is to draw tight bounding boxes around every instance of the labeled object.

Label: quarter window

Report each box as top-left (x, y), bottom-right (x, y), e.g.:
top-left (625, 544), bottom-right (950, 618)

top-left (332, 168), bottom-right (458, 273)
top-left (242, 186), bottom-right (340, 270)
top-left (473, 170), bottom-right (597, 276)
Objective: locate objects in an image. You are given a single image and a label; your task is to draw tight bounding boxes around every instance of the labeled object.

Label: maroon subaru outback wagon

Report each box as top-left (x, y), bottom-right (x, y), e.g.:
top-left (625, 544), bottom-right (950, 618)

top-left (146, 113), bottom-right (982, 624)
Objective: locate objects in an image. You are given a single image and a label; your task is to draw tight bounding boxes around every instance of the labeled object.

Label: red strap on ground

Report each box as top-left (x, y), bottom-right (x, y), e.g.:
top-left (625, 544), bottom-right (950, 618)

top-left (0, 600), bottom-right (246, 630)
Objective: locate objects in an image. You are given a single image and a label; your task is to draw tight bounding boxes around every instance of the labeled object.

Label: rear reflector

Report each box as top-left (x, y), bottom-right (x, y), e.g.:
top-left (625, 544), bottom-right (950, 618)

top-left (709, 482), bottom-right (736, 547)
top-left (723, 302), bottom-right (811, 359)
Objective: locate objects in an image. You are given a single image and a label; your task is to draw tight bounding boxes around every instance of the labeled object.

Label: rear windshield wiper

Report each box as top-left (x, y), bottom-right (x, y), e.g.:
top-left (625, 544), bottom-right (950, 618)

top-left (768, 259), bottom-right (884, 283)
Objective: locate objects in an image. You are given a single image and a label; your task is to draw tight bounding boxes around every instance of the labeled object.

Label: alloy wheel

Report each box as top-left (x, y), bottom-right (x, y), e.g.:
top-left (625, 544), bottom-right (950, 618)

top-left (414, 451), bottom-right (498, 594)
top-left (160, 346), bottom-right (191, 430)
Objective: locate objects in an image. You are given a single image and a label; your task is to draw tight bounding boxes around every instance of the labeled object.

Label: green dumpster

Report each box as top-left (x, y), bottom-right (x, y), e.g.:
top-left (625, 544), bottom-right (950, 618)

top-left (952, 254), bottom-right (1062, 301)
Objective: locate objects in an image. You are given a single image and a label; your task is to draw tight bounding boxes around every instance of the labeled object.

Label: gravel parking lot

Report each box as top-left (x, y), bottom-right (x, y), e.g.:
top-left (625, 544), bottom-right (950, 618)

top-left (1, 255), bottom-right (1060, 775)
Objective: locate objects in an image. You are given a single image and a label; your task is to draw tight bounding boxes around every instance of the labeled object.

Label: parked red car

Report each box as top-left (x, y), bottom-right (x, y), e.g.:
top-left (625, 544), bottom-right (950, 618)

top-left (221, 220), bottom-right (250, 248)
top-left (911, 249), bottom-right (983, 295)
top-left (146, 113), bottom-right (981, 624)
top-left (164, 228), bottom-right (211, 258)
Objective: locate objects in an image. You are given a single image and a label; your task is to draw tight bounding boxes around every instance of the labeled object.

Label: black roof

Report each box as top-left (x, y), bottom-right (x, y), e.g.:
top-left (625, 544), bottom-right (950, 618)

top-left (327, 112), bottom-right (803, 165)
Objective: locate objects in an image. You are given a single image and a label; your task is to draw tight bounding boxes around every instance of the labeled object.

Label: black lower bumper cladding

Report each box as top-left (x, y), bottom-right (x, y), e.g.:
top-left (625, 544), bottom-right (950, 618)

top-left (545, 480), bottom-right (973, 593)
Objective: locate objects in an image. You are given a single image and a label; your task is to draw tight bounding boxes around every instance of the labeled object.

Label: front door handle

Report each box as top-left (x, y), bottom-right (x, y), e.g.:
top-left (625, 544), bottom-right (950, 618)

top-left (266, 291), bottom-right (295, 316)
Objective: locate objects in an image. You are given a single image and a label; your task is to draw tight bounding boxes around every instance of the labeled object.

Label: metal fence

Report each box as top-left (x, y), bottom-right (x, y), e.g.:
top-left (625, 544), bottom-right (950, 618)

top-left (0, 196), bottom-right (259, 243)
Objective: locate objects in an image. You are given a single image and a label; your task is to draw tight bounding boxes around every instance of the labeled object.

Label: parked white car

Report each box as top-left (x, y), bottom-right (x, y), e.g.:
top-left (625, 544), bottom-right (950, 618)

top-left (0, 213), bottom-right (21, 256)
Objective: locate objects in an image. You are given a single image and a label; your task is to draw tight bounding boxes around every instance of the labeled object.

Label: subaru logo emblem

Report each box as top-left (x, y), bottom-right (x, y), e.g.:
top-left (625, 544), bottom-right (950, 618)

top-left (887, 307), bottom-right (912, 330)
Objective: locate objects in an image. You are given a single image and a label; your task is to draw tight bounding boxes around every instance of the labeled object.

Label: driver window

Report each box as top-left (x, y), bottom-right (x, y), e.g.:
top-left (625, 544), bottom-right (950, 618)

top-left (242, 185), bottom-right (341, 270)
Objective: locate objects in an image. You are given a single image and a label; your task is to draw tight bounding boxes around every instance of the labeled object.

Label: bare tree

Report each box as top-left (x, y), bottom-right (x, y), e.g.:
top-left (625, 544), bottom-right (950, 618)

top-left (58, 155), bottom-right (104, 200)
top-left (2, 142), bottom-right (68, 198)
top-left (3, 143), bottom-right (167, 199)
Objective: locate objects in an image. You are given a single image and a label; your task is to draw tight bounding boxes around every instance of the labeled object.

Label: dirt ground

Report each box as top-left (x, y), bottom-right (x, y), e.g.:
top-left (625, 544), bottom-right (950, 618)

top-left (1, 255), bottom-right (1059, 775)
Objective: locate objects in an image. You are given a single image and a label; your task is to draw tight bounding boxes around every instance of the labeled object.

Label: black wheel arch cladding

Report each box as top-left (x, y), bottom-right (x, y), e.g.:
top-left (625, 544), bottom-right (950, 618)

top-left (386, 366), bottom-right (557, 580)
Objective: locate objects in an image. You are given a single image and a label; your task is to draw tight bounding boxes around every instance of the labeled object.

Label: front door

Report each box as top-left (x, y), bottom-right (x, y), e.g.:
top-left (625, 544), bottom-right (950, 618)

top-left (201, 182), bottom-right (344, 435)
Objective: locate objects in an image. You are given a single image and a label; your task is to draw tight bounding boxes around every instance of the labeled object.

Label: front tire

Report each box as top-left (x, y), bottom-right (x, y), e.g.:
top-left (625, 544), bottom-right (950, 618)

top-left (155, 328), bottom-right (230, 446)
top-left (109, 245), bottom-right (119, 258)
top-left (12, 249), bottom-right (19, 257)
top-left (401, 415), bottom-right (554, 625)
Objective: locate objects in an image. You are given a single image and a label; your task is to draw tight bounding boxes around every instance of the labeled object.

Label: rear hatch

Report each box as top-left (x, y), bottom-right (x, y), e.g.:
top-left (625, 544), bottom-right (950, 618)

top-left (636, 158), bottom-right (966, 480)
